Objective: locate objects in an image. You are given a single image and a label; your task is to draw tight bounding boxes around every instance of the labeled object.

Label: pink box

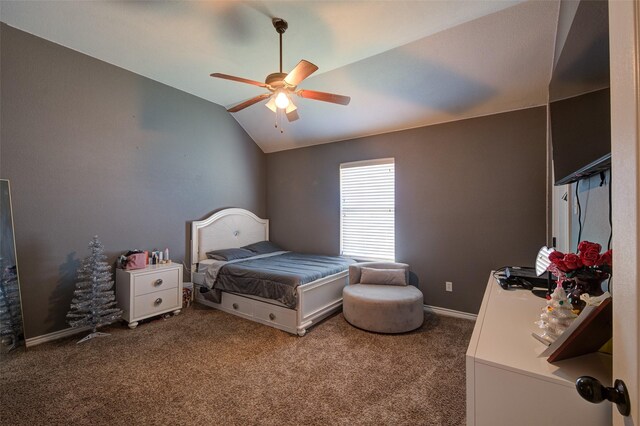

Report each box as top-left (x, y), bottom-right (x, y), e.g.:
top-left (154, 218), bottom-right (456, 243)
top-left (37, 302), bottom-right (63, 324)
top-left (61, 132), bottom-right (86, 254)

top-left (125, 253), bottom-right (147, 270)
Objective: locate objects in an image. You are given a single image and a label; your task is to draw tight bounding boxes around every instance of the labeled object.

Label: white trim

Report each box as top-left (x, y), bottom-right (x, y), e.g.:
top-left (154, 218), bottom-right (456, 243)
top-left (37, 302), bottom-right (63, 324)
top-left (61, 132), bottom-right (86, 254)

top-left (25, 325), bottom-right (91, 347)
top-left (339, 157), bottom-right (395, 169)
top-left (610, 0), bottom-right (640, 422)
top-left (24, 303), bottom-right (476, 345)
top-left (424, 304), bottom-right (477, 321)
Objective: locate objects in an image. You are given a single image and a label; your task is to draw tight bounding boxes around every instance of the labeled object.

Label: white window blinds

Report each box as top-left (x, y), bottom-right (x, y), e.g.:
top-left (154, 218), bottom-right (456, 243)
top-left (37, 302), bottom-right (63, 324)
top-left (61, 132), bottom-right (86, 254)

top-left (340, 158), bottom-right (395, 261)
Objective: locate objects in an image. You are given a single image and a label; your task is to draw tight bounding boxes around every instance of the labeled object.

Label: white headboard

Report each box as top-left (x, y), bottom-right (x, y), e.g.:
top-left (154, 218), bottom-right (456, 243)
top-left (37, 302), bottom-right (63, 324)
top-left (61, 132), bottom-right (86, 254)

top-left (191, 208), bottom-right (269, 266)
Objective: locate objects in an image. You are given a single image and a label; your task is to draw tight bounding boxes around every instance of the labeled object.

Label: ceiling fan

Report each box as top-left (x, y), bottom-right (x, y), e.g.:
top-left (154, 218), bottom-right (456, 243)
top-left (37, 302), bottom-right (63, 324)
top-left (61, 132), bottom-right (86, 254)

top-left (211, 18), bottom-right (351, 125)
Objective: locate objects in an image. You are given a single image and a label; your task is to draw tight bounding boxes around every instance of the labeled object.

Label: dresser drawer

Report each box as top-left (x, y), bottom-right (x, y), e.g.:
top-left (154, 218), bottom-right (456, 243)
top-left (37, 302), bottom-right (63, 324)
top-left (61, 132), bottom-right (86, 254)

top-left (254, 302), bottom-right (296, 326)
top-left (134, 269), bottom-right (179, 296)
top-left (134, 288), bottom-right (180, 319)
top-left (221, 292), bottom-right (254, 317)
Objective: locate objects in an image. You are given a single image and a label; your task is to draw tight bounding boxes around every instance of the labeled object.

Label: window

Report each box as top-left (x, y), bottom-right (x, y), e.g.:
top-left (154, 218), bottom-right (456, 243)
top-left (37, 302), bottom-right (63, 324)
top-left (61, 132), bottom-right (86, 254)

top-left (340, 158), bottom-right (395, 261)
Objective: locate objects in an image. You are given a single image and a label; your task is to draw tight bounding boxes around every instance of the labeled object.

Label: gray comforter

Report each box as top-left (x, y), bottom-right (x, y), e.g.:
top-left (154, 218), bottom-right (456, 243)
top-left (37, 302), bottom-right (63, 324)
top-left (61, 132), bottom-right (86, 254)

top-left (203, 252), bottom-right (355, 308)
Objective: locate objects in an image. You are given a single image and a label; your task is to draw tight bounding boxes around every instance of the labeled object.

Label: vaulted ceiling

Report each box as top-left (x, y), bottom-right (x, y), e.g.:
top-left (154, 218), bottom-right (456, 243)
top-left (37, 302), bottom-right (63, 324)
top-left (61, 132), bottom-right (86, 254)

top-left (1, 0), bottom-right (563, 152)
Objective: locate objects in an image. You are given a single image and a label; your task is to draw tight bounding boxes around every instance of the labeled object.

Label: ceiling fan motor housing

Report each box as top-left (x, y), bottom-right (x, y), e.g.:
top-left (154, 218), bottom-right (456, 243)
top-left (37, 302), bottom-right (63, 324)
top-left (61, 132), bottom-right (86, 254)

top-left (272, 18), bottom-right (288, 34)
top-left (265, 72), bottom-right (289, 88)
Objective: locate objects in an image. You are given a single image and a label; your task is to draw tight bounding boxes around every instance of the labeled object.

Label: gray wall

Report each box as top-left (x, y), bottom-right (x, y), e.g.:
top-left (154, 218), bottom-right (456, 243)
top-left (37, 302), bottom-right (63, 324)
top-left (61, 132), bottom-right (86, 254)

top-left (267, 108), bottom-right (547, 313)
top-left (0, 24), bottom-right (266, 338)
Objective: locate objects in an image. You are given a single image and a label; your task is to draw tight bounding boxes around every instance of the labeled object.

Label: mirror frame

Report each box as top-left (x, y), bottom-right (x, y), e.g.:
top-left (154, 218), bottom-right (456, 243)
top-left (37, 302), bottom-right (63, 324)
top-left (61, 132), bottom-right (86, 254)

top-left (1, 179), bottom-right (26, 352)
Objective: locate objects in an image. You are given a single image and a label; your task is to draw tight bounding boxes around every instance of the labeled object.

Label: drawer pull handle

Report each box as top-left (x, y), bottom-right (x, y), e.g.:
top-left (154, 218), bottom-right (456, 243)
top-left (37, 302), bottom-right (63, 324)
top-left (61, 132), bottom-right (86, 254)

top-left (232, 303), bottom-right (239, 310)
top-left (269, 313), bottom-right (276, 320)
top-left (154, 298), bottom-right (163, 306)
top-left (154, 279), bottom-right (163, 286)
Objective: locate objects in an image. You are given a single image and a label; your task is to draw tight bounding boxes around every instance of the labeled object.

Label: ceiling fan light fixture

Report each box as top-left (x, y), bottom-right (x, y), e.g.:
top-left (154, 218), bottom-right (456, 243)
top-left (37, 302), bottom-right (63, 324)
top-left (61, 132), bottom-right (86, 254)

top-left (275, 90), bottom-right (290, 109)
top-left (265, 96), bottom-right (277, 113)
top-left (285, 102), bottom-right (297, 114)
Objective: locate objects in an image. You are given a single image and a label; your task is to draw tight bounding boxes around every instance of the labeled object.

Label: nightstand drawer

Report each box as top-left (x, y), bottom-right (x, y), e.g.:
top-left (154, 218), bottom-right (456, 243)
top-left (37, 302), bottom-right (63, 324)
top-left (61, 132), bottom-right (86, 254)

top-left (134, 269), bottom-right (179, 296)
top-left (134, 288), bottom-right (179, 318)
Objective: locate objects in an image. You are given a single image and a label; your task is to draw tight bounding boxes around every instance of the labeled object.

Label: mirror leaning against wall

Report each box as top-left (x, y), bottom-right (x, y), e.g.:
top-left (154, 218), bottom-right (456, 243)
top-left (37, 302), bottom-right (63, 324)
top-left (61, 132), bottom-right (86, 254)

top-left (0, 179), bottom-right (25, 353)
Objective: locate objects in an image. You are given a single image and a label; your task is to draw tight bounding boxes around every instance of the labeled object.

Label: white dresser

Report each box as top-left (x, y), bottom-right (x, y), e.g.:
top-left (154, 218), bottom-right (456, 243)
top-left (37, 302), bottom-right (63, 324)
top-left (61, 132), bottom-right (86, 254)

top-left (466, 274), bottom-right (612, 426)
top-left (116, 263), bottom-right (183, 329)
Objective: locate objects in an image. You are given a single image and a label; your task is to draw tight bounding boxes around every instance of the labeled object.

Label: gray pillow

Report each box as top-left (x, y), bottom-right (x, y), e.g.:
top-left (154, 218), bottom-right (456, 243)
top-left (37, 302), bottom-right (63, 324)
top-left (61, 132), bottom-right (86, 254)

top-left (206, 248), bottom-right (254, 261)
top-left (242, 240), bottom-right (284, 255)
top-left (359, 267), bottom-right (407, 286)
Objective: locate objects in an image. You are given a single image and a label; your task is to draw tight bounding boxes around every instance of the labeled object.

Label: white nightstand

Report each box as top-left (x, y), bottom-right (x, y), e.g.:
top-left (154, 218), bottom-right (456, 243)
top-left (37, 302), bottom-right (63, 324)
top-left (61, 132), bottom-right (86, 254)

top-left (116, 263), bottom-right (183, 329)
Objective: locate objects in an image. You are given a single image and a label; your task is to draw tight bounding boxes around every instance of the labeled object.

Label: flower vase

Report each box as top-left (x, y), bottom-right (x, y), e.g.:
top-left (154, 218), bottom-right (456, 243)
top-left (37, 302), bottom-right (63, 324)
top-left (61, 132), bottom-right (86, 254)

top-left (566, 273), bottom-right (608, 312)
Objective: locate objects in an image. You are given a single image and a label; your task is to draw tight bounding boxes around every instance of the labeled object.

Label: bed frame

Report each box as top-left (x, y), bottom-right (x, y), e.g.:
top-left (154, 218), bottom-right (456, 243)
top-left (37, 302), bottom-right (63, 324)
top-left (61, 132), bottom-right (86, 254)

top-left (190, 208), bottom-right (348, 336)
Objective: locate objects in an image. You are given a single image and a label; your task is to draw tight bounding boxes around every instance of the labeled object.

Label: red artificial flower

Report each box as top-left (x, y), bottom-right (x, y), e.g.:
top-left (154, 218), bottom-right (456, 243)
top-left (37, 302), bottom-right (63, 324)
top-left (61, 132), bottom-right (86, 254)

top-left (580, 247), bottom-right (601, 266)
top-left (578, 241), bottom-right (602, 254)
top-left (598, 249), bottom-right (613, 267)
top-left (549, 242), bottom-right (613, 280)
top-left (548, 250), bottom-right (568, 271)
top-left (563, 253), bottom-right (583, 270)
top-left (549, 251), bottom-right (564, 262)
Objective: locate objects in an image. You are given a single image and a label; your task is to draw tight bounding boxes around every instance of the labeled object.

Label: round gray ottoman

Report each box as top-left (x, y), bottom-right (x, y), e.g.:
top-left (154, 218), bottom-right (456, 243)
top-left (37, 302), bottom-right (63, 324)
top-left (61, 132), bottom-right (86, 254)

top-left (343, 284), bottom-right (424, 333)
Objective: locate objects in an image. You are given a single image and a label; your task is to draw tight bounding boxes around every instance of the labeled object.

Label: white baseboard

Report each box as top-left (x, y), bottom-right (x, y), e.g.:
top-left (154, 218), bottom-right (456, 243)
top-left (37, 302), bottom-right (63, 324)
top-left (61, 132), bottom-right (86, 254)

top-left (424, 305), bottom-right (477, 321)
top-left (25, 306), bottom-right (473, 346)
top-left (25, 325), bottom-right (91, 348)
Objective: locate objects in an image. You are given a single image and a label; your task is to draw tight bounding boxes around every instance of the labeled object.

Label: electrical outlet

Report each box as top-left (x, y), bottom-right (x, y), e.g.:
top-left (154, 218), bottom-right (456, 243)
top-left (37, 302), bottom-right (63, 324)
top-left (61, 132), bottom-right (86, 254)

top-left (446, 281), bottom-right (453, 292)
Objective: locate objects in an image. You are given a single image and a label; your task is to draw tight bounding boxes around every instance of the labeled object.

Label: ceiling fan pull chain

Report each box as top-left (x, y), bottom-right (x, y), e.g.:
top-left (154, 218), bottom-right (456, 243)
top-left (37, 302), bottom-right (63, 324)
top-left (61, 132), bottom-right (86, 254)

top-left (274, 108), bottom-right (284, 134)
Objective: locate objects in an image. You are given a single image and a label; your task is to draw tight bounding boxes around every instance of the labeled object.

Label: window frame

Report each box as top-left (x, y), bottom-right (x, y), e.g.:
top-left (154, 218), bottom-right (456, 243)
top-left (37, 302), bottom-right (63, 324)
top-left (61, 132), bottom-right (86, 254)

top-left (339, 157), bottom-right (395, 262)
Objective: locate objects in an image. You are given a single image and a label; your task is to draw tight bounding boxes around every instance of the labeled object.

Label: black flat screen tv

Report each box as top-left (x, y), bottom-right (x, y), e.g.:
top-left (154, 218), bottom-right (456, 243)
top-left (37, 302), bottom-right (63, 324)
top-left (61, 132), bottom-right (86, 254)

top-left (550, 88), bottom-right (611, 186)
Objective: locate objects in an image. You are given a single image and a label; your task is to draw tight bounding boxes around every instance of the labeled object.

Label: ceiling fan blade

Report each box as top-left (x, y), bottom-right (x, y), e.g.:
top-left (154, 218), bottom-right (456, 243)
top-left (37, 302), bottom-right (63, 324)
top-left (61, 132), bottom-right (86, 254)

top-left (297, 90), bottom-right (351, 106)
top-left (211, 73), bottom-right (267, 88)
top-left (284, 60), bottom-right (319, 86)
top-left (227, 93), bottom-right (271, 113)
top-left (286, 109), bottom-right (300, 122)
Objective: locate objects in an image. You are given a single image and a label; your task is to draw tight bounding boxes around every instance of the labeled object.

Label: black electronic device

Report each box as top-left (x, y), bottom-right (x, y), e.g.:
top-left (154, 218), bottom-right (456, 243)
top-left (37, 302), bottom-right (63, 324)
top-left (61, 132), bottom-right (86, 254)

top-left (497, 276), bottom-right (533, 291)
top-left (505, 266), bottom-right (551, 288)
top-left (494, 265), bottom-right (555, 295)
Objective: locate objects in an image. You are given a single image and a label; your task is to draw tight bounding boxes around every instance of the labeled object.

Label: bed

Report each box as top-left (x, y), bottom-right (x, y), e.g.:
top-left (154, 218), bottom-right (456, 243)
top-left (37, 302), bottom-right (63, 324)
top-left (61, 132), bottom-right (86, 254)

top-left (190, 208), bottom-right (354, 336)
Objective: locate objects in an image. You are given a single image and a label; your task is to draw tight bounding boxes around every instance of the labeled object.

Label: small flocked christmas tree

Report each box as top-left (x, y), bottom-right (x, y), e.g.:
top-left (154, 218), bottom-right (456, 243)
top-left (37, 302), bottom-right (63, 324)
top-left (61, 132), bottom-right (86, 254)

top-left (0, 259), bottom-right (24, 352)
top-left (66, 236), bottom-right (122, 343)
top-left (535, 283), bottom-right (577, 344)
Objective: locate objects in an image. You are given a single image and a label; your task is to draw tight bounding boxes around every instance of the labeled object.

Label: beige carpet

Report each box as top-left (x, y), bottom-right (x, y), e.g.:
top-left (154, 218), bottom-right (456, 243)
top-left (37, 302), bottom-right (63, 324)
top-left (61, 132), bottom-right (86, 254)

top-left (0, 306), bottom-right (474, 426)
